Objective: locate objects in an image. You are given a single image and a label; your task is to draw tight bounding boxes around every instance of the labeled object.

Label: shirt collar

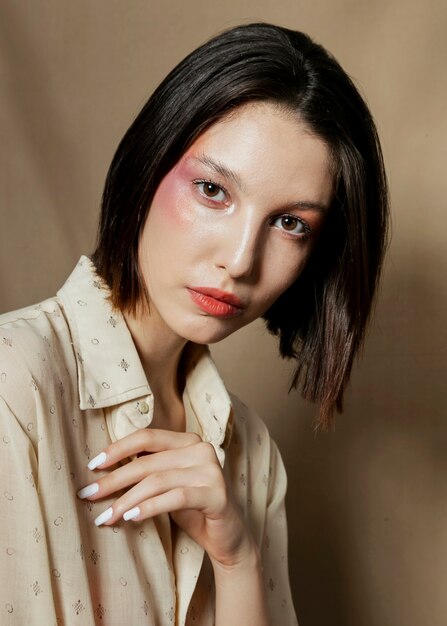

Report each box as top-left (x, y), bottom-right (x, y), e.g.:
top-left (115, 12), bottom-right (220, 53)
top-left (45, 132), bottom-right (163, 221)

top-left (57, 256), bottom-right (151, 410)
top-left (182, 342), bottom-right (234, 462)
top-left (57, 256), bottom-right (233, 449)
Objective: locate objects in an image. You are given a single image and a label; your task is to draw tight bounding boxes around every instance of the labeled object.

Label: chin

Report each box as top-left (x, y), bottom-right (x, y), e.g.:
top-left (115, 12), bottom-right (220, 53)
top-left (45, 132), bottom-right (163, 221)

top-left (178, 317), bottom-right (245, 346)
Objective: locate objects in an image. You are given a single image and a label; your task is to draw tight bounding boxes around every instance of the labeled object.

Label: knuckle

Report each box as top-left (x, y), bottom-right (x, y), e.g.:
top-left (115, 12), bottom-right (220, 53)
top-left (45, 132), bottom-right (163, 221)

top-left (186, 432), bottom-right (202, 446)
top-left (102, 473), bottom-right (120, 493)
top-left (215, 490), bottom-right (227, 511)
top-left (141, 428), bottom-right (154, 449)
top-left (141, 500), bottom-right (154, 517)
top-left (207, 463), bottom-right (223, 483)
top-left (173, 487), bottom-right (188, 508)
top-left (147, 471), bottom-right (164, 491)
top-left (199, 441), bottom-right (218, 462)
top-left (112, 498), bottom-right (127, 516)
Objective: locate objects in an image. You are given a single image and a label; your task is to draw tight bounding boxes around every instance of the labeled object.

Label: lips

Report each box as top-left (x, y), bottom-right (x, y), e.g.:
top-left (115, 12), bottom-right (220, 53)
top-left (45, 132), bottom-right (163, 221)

top-left (190, 287), bottom-right (243, 307)
top-left (187, 287), bottom-right (244, 319)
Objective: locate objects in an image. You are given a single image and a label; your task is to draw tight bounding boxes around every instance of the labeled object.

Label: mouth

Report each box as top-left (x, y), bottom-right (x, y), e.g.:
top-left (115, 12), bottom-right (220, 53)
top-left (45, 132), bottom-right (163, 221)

top-left (187, 287), bottom-right (244, 319)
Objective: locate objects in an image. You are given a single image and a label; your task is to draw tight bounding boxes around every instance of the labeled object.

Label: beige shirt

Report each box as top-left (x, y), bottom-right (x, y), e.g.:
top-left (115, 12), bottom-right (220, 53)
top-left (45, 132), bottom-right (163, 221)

top-left (0, 256), bottom-right (297, 626)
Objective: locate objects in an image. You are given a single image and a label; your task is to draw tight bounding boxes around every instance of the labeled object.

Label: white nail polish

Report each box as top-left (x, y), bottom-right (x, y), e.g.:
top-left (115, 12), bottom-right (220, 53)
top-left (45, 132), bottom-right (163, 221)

top-left (88, 451), bottom-right (107, 470)
top-left (94, 507), bottom-right (113, 526)
top-left (123, 506), bottom-right (140, 521)
top-left (77, 483), bottom-right (99, 499)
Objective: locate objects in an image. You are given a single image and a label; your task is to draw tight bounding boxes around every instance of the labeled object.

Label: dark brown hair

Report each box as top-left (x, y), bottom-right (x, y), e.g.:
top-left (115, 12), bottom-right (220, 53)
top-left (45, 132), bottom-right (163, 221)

top-left (92, 23), bottom-right (389, 428)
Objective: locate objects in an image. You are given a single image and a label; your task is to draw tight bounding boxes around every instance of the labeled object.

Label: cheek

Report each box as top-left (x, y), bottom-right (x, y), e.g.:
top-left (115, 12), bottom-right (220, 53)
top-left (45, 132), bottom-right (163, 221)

top-left (141, 170), bottom-right (205, 278)
top-left (258, 250), bottom-right (310, 309)
top-left (273, 248), bottom-right (310, 286)
top-left (149, 170), bottom-right (195, 230)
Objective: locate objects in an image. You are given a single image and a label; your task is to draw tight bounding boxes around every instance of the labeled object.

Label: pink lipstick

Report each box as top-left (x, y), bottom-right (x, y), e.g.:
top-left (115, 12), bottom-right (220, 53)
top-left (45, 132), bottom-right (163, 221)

top-left (187, 287), bottom-right (244, 319)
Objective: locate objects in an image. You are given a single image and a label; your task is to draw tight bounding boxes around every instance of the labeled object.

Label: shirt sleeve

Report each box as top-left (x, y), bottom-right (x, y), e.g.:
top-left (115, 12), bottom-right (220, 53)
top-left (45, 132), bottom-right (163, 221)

top-left (227, 394), bottom-right (298, 626)
top-left (0, 394), bottom-right (58, 625)
top-left (261, 438), bottom-right (298, 625)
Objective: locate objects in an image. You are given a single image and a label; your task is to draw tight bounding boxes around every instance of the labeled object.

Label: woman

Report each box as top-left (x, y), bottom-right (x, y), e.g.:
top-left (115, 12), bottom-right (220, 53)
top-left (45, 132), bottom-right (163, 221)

top-left (0, 23), bottom-right (388, 626)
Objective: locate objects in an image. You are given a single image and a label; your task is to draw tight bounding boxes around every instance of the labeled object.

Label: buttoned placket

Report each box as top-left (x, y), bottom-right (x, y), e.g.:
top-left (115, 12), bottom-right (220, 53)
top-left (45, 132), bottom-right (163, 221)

top-left (103, 393), bottom-right (208, 626)
top-left (105, 394), bottom-right (155, 442)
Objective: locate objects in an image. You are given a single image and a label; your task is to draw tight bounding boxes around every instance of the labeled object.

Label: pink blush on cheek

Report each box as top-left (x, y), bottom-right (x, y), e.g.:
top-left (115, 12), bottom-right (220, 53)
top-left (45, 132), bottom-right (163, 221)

top-left (150, 165), bottom-right (195, 227)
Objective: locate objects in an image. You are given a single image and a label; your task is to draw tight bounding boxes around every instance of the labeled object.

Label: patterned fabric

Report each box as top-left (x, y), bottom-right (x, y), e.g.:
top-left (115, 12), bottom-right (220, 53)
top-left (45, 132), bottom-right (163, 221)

top-left (0, 256), bottom-right (297, 625)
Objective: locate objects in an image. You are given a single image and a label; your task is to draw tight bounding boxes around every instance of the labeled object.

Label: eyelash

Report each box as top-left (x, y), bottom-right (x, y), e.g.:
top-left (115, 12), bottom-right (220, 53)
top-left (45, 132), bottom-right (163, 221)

top-left (193, 179), bottom-right (229, 203)
top-left (270, 214), bottom-right (311, 238)
top-left (193, 179), bottom-right (311, 239)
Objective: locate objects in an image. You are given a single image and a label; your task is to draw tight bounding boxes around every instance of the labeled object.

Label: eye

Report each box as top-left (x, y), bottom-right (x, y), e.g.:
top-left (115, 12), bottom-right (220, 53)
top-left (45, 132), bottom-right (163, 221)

top-left (271, 214), bottom-right (310, 237)
top-left (194, 180), bottom-right (227, 203)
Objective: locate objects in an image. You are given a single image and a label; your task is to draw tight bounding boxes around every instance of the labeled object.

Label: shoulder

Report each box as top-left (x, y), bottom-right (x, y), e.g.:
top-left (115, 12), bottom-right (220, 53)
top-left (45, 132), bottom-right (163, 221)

top-left (227, 392), bottom-right (285, 495)
top-left (0, 297), bottom-right (76, 430)
top-left (229, 392), bottom-right (273, 455)
top-left (0, 296), bottom-right (69, 348)
top-left (0, 296), bottom-right (73, 375)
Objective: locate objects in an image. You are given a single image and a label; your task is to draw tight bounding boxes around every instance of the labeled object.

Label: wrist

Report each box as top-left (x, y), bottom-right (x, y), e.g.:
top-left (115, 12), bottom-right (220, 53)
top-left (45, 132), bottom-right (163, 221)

top-left (210, 536), bottom-right (261, 577)
top-left (212, 542), bottom-right (270, 626)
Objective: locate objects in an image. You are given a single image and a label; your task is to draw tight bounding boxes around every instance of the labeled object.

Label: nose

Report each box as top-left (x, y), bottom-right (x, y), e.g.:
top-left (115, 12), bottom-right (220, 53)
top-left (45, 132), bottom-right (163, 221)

top-left (214, 211), bottom-right (263, 280)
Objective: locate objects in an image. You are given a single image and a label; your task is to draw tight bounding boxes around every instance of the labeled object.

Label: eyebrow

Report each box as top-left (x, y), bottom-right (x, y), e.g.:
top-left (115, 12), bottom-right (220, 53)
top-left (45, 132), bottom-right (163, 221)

top-left (191, 153), bottom-right (330, 213)
top-left (287, 200), bottom-right (330, 213)
top-left (192, 154), bottom-right (246, 192)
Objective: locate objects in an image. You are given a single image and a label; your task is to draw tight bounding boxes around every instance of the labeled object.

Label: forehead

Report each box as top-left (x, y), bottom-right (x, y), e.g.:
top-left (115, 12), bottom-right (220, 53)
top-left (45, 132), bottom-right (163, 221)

top-left (181, 102), bottom-right (334, 208)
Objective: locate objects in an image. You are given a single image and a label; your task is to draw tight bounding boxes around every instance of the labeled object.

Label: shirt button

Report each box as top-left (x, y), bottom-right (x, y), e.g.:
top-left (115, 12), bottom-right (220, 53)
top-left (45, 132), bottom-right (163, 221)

top-left (138, 400), bottom-right (150, 414)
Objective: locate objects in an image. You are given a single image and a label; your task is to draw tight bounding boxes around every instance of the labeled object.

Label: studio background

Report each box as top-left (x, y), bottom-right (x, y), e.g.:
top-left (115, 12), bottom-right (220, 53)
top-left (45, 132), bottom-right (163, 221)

top-left (1, 1), bottom-right (446, 625)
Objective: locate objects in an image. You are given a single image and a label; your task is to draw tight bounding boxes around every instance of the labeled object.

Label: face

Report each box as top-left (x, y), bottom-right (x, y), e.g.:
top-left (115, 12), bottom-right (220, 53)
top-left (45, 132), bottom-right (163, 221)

top-left (138, 102), bottom-right (334, 345)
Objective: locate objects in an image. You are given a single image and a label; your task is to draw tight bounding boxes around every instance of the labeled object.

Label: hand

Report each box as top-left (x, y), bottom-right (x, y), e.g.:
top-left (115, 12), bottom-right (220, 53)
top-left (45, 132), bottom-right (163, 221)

top-left (77, 428), bottom-right (254, 567)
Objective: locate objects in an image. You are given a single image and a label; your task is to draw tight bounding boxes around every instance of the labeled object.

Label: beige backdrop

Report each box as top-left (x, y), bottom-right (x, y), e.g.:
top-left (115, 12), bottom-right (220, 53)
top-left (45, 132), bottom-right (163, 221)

top-left (1, 1), bottom-right (446, 625)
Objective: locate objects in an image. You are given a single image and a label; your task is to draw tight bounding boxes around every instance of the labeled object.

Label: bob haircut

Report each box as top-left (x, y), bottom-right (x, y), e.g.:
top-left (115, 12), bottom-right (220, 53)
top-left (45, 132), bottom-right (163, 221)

top-left (92, 22), bottom-right (389, 429)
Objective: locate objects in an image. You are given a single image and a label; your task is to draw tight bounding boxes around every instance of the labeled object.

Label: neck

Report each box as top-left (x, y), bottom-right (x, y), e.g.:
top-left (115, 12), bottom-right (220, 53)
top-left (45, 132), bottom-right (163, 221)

top-left (123, 305), bottom-right (188, 431)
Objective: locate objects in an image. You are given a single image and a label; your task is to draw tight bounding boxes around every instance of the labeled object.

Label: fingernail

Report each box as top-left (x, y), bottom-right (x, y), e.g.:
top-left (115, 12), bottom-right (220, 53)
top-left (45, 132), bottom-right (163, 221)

top-left (77, 483), bottom-right (99, 499)
top-left (88, 451), bottom-right (107, 470)
top-left (123, 506), bottom-right (140, 521)
top-left (94, 507), bottom-right (113, 526)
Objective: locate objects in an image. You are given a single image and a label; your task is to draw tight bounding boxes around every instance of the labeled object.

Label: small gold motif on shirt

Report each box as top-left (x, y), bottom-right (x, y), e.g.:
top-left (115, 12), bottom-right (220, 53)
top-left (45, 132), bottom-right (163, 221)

top-left (89, 549), bottom-right (100, 565)
top-left (32, 581), bottom-right (42, 596)
top-left (119, 358), bottom-right (130, 371)
top-left (73, 599), bottom-right (85, 615)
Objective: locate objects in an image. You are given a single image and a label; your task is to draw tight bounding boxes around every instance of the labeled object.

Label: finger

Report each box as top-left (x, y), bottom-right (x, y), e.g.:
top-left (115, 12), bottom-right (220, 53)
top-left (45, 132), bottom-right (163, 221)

top-left (87, 428), bottom-right (202, 470)
top-left (99, 466), bottom-right (223, 525)
top-left (78, 441), bottom-right (219, 501)
top-left (122, 486), bottom-right (219, 523)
